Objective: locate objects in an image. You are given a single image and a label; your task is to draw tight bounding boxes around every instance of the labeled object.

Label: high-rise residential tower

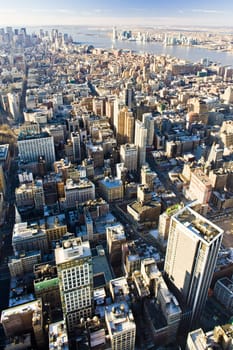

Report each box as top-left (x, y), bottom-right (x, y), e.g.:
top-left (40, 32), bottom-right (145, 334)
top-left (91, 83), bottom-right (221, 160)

top-left (164, 206), bottom-right (223, 328)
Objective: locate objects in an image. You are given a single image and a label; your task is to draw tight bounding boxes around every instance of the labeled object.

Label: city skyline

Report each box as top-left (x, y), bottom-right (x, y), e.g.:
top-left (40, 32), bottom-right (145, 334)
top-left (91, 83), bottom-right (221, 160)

top-left (1, 0), bottom-right (233, 27)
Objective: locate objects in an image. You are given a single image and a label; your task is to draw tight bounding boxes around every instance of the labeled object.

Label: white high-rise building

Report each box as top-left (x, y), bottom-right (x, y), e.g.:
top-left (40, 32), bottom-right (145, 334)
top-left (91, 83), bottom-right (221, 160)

top-left (164, 206), bottom-right (223, 327)
top-left (18, 132), bottom-right (55, 165)
top-left (55, 238), bottom-right (93, 332)
top-left (142, 113), bottom-right (154, 147)
top-left (120, 144), bottom-right (138, 172)
top-left (134, 120), bottom-right (147, 167)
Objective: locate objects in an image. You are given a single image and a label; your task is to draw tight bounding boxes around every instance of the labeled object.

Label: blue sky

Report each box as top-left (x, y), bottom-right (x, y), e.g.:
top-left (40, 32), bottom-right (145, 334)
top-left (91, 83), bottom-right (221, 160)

top-left (0, 0), bottom-right (232, 26)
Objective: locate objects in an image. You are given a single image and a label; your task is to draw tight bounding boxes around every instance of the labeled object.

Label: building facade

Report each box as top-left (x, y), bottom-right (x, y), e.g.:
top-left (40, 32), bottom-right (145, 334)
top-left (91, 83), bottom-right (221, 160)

top-left (55, 238), bottom-right (93, 332)
top-left (164, 206), bottom-right (223, 327)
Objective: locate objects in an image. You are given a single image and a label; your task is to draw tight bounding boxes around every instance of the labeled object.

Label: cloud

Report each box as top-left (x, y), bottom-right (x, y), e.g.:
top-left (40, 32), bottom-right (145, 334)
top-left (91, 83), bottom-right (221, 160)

top-left (93, 8), bottom-right (112, 14)
top-left (191, 9), bottom-right (225, 14)
top-left (56, 9), bottom-right (74, 14)
top-left (1, 9), bottom-right (17, 14)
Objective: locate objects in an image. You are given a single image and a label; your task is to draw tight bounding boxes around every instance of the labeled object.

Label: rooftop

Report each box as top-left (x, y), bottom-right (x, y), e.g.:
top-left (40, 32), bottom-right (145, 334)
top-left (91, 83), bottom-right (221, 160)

top-left (107, 223), bottom-right (126, 241)
top-left (49, 320), bottom-right (69, 350)
top-left (217, 277), bottom-right (233, 292)
top-left (110, 277), bottom-right (130, 301)
top-left (92, 246), bottom-right (113, 285)
top-left (128, 199), bottom-right (161, 214)
top-left (55, 237), bottom-right (91, 265)
top-left (127, 240), bottom-right (160, 262)
top-left (105, 302), bottom-right (135, 335)
top-left (100, 177), bottom-right (123, 188)
top-left (175, 206), bottom-right (223, 243)
top-left (1, 299), bottom-right (42, 321)
top-left (18, 131), bottom-right (50, 141)
top-left (66, 178), bottom-right (94, 190)
top-left (34, 262), bottom-right (58, 291)
top-left (12, 222), bottom-right (46, 241)
top-left (38, 214), bottom-right (67, 229)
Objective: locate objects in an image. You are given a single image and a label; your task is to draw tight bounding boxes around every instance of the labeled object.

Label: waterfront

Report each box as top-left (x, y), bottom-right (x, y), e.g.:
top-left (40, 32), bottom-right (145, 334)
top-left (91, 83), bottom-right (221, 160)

top-left (28, 25), bottom-right (233, 66)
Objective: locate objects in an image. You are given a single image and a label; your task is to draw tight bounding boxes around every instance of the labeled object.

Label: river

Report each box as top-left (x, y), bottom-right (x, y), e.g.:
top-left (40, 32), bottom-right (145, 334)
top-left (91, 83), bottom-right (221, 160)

top-left (28, 25), bottom-right (233, 66)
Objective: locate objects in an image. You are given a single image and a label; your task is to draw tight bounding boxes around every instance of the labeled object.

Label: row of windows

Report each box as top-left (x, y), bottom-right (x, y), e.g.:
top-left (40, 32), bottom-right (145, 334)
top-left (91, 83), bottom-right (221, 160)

top-left (67, 307), bottom-right (92, 331)
top-left (62, 264), bottom-right (90, 290)
top-left (64, 287), bottom-right (92, 312)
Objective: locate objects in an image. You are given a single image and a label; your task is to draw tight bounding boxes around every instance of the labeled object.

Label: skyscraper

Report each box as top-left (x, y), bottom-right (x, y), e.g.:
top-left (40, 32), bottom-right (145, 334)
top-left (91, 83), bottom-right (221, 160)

top-left (164, 206), bottom-right (223, 328)
top-left (55, 238), bottom-right (93, 332)
top-left (142, 113), bottom-right (154, 147)
top-left (120, 144), bottom-right (138, 172)
top-left (115, 107), bottom-right (134, 145)
top-left (71, 131), bottom-right (81, 163)
top-left (134, 120), bottom-right (147, 167)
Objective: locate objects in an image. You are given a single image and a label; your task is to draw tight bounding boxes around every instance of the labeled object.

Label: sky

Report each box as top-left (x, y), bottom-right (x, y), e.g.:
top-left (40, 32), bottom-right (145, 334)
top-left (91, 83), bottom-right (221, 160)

top-left (0, 0), bottom-right (232, 27)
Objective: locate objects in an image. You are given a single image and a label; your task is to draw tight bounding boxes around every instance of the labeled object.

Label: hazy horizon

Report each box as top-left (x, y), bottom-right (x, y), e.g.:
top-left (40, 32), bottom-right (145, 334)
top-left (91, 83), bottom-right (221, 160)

top-left (0, 0), bottom-right (233, 28)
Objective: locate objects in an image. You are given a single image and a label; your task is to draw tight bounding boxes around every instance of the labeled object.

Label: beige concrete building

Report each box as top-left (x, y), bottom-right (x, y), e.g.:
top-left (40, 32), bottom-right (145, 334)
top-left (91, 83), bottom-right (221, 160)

top-left (116, 107), bottom-right (135, 145)
top-left (106, 223), bottom-right (126, 266)
top-left (120, 144), bottom-right (138, 172)
top-left (189, 168), bottom-right (212, 204)
top-left (141, 163), bottom-right (157, 191)
top-left (220, 120), bottom-right (233, 148)
top-left (134, 119), bottom-right (147, 167)
top-left (8, 250), bottom-right (41, 277)
top-left (1, 299), bottom-right (44, 339)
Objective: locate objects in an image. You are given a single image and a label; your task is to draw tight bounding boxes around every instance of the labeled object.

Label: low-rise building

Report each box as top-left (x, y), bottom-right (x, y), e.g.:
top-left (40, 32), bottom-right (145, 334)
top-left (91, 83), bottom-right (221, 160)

top-left (65, 178), bottom-right (95, 209)
top-left (8, 250), bottom-right (41, 277)
top-left (34, 262), bottom-right (61, 312)
top-left (214, 277), bottom-right (233, 313)
top-left (12, 222), bottom-right (48, 255)
top-left (99, 177), bottom-right (124, 202)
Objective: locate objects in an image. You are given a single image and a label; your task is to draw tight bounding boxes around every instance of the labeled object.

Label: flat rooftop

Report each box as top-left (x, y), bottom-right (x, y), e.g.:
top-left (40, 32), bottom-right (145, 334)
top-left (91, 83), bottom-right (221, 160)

top-left (12, 222), bottom-right (46, 241)
top-left (55, 238), bottom-right (91, 265)
top-left (107, 223), bottom-right (126, 241)
top-left (105, 302), bottom-right (135, 335)
top-left (1, 299), bottom-right (42, 321)
top-left (100, 177), bottom-right (122, 188)
top-left (66, 178), bottom-right (94, 190)
top-left (175, 206), bottom-right (223, 243)
top-left (18, 131), bottom-right (50, 141)
top-left (128, 200), bottom-right (161, 214)
top-left (92, 246), bottom-right (113, 285)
